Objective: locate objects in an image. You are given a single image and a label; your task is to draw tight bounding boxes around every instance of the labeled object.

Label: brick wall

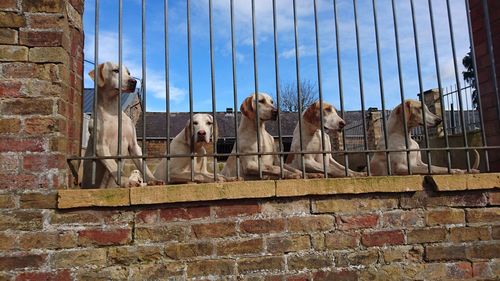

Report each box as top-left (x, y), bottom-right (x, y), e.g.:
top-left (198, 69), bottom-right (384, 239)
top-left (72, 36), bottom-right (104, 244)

top-left (0, 188), bottom-right (498, 280)
top-left (0, 0), bottom-right (83, 189)
top-left (470, 0), bottom-right (500, 171)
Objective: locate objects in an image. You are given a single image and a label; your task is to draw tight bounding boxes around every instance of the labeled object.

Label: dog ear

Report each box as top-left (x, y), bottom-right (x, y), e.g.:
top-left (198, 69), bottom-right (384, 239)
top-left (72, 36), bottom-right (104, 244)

top-left (303, 101), bottom-right (320, 125)
top-left (184, 119), bottom-right (192, 144)
top-left (88, 63), bottom-right (106, 88)
top-left (240, 96), bottom-right (255, 119)
top-left (404, 100), bottom-right (412, 123)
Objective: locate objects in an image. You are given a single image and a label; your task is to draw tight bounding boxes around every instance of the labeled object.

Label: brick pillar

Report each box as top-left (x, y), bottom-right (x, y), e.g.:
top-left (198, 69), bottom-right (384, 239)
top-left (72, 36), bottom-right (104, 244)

top-left (366, 108), bottom-right (381, 150)
top-left (421, 89), bottom-right (444, 137)
top-left (469, 0), bottom-right (500, 171)
top-left (0, 0), bottom-right (84, 189)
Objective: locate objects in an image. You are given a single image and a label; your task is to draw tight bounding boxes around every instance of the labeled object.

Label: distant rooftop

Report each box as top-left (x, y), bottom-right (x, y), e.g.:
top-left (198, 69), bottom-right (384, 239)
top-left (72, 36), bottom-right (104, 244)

top-left (83, 88), bottom-right (139, 114)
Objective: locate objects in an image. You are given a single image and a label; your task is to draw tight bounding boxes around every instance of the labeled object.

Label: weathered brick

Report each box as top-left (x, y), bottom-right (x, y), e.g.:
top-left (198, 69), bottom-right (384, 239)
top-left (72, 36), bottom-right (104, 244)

top-left (187, 259), bottom-right (235, 277)
top-left (313, 197), bottom-right (398, 214)
top-left (135, 226), bottom-right (188, 242)
top-left (446, 262), bottom-right (472, 279)
top-left (382, 210), bottom-right (424, 228)
top-left (78, 228), bottom-right (131, 246)
top-left (214, 202), bottom-right (261, 218)
top-left (24, 117), bottom-right (65, 135)
top-left (466, 208), bottom-right (500, 224)
top-left (426, 209), bottom-right (465, 226)
top-left (27, 13), bottom-right (65, 29)
top-left (129, 263), bottom-right (183, 280)
top-left (0, 210), bottom-right (43, 230)
top-left (473, 261), bottom-right (493, 278)
top-left (0, 137), bottom-right (47, 153)
top-left (191, 222), bottom-right (236, 239)
top-left (217, 238), bottom-right (262, 256)
top-left (0, 173), bottom-right (44, 189)
top-left (361, 230), bottom-right (405, 247)
top-left (261, 199), bottom-right (310, 216)
top-left (240, 219), bottom-right (285, 234)
top-left (490, 192), bottom-right (500, 205)
top-left (288, 254), bottom-right (332, 271)
top-left (0, 99), bottom-right (53, 115)
top-left (325, 232), bottom-right (358, 250)
top-left (425, 245), bottom-right (467, 261)
top-left (360, 264), bottom-right (424, 281)
top-left (401, 191), bottom-right (488, 209)
top-left (50, 210), bottom-right (102, 224)
top-left (0, 0), bottom-right (17, 10)
top-left (382, 246), bottom-right (423, 263)
top-left (135, 209), bottom-right (158, 224)
top-left (0, 45), bottom-right (27, 61)
top-left (19, 192), bottom-right (57, 208)
top-left (313, 270), bottom-right (358, 281)
top-left (159, 206), bottom-right (210, 222)
top-left (347, 249), bottom-right (379, 266)
top-left (288, 215), bottom-right (334, 232)
top-left (0, 12), bottom-right (24, 28)
top-left (266, 235), bottom-right (310, 254)
top-left (0, 254), bottom-right (46, 270)
top-left (107, 246), bottom-right (162, 265)
top-left (0, 233), bottom-right (15, 250)
top-left (165, 241), bottom-right (213, 259)
top-left (19, 231), bottom-right (76, 250)
top-left (20, 29), bottom-right (65, 47)
top-left (0, 118), bottom-right (21, 134)
top-left (310, 233), bottom-right (325, 250)
top-left (466, 242), bottom-right (500, 259)
top-left (29, 47), bottom-right (68, 64)
top-left (337, 213), bottom-right (379, 230)
top-left (450, 226), bottom-right (490, 242)
top-left (15, 270), bottom-right (71, 281)
top-left (0, 80), bottom-right (21, 98)
top-left (0, 194), bottom-right (15, 208)
top-left (77, 266), bottom-right (128, 281)
top-left (0, 28), bottom-right (16, 44)
top-left (407, 227), bottom-right (447, 244)
top-left (238, 256), bottom-right (284, 274)
top-left (22, 0), bottom-right (64, 13)
top-left (51, 249), bottom-right (106, 268)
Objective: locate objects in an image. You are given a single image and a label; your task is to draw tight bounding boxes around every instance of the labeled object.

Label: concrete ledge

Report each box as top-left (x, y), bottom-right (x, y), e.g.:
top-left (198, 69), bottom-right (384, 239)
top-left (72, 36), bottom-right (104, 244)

top-left (58, 188), bottom-right (130, 209)
top-left (426, 173), bottom-right (500, 191)
top-left (276, 176), bottom-right (424, 197)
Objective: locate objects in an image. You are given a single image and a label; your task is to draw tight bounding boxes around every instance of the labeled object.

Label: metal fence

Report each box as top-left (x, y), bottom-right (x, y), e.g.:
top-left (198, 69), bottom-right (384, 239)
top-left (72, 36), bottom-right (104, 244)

top-left (70, 0), bottom-right (500, 187)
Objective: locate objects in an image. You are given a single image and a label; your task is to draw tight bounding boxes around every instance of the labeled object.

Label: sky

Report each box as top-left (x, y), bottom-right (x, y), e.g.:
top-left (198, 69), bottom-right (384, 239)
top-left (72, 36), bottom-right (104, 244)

top-left (83, 0), bottom-right (472, 113)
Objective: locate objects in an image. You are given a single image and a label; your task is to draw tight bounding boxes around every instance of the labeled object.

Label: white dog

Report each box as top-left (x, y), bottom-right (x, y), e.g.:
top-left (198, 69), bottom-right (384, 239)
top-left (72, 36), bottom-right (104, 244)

top-left (154, 113), bottom-right (224, 183)
top-left (286, 101), bottom-right (366, 177)
top-left (370, 99), bottom-right (479, 175)
top-left (81, 62), bottom-right (163, 188)
top-left (221, 93), bottom-right (303, 180)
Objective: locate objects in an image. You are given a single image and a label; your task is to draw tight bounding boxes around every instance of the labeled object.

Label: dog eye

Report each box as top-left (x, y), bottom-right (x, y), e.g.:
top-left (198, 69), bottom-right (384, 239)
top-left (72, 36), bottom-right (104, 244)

top-left (193, 121), bottom-right (198, 125)
top-left (207, 122), bottom-right (212, 125)
top-left (258, 99), bottom-right (265, 103)
top-left (270, 100), bottom-right (274, 104)
top-left (112, 69), bottom-right (119, 73)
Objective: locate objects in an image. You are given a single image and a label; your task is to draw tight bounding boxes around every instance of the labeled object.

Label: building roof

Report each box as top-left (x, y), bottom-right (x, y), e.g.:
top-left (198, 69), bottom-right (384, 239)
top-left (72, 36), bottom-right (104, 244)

top-left (83, 88), bottom-right (139, 114)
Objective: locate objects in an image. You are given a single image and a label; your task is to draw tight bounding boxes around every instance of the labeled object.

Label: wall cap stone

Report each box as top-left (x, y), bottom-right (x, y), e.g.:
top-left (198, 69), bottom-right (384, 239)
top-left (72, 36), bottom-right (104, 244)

top-left (426, 173), bottom-right (500, 191)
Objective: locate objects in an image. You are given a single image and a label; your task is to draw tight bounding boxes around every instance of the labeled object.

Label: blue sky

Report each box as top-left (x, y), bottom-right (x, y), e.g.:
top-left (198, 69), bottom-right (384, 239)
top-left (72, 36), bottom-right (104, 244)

top-left (83, 0), bottom-right (471, 113)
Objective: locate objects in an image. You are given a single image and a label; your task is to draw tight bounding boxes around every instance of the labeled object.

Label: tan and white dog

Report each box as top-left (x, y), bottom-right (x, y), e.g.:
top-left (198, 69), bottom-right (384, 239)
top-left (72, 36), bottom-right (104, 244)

top-left (81, 62), bottom-right (163, 188)
top-left (369, 99), bottom-right (479, 175)
top-left (154, 113), bottom-right (223, 183)
top-left (221, 93), bottom-right (302, 180)
top-left (286, 101), bottom-right (366, 177)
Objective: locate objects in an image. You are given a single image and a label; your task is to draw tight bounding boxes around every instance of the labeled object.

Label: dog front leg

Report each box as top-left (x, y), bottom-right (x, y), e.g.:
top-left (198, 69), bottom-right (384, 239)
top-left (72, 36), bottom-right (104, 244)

top-left (129, 143), bottom-right (164, 185)
top-left (328, 156), bottom-right (365, 177)
top-left (96, 145), bottom-right (132, 187)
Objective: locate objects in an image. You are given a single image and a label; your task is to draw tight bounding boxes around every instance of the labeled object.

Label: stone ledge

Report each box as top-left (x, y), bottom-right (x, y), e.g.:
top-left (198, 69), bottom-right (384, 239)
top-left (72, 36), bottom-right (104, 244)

top-left (57, 173), bottom-right (500, 209)
top-left (426, 173), bottom-right (500, 191)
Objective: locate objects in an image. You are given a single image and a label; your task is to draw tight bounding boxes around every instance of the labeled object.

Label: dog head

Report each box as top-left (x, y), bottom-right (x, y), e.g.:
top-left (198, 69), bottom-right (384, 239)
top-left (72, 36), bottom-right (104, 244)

top-left (303, 101), bottom-right (346, 132)
top-left (184, 113), bottom-right (217, 146)
top-left (395, 99), bottom-right (442, 128)
top-left (88, 62), bottom-right (137, 93)
top-left (240, 92), bottom-right (278, 121)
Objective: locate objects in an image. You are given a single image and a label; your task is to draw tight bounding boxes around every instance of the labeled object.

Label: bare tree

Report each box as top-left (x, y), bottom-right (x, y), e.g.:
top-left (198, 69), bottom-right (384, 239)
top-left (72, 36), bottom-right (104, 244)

top-left (279, 80), bottom-right (318, 112)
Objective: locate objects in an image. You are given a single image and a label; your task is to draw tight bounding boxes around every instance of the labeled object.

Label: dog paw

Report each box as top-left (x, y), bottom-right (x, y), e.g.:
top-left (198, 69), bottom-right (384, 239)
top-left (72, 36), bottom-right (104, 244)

top-left (128, 180), bottom-right (142, 187)
top-left (469, 169), bottom-right (480, 174)
top-left (450, 169), bottom-right (465, 174)
top-left (350, 171), bottom-right (366, 177)
top-left (306, 173), bottom-right (324, 179)
top-left (147, 179), bottom-right (164, 186)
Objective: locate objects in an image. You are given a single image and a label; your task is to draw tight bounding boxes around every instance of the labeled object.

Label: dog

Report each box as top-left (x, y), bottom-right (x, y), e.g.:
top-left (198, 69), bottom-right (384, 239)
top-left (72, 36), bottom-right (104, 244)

top-left (221, 93), bottom-right (303, 180)
top-left (153, 113), bottom-right (225, 183)
top-left (369, 99), bottom-right (480, 175)
top-left (81, 62), bottom-right (163, 188)
top-left (286, 101), bottom-right (366, 177)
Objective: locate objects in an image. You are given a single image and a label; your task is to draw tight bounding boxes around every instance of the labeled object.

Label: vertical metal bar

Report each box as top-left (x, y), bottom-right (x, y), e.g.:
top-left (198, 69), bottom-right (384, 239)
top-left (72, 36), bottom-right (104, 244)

top-left (164, 0), bottom-right (171, 182)
top-left (481, 0), bottom-right (500, 121)
top-left (313, 0), bottom-right (328, 178)
top-left (293, 0), bottom-right (306, 178)
top-left (352, 0), bottom-right (370, 176)
top-left (117, 0), bottom-right (123, 186)
top-left (229, 0), bottom-right (240, 178)
top-left (208, 0), bottom-right (217, 181)
top-left (333, 0), bottom-right (349, 176)
top-left (391, 0), bottom-right (412, 174)
top-left (372, 0), bottom-right (391, 175)
top-left (91, 0), bottom-right (99, 185)
top-left (465, 0), bottom-right (490, 171)
top-left (272, 0), bottom-right (284, 179)
top-left (141, 0), bottom-right (147, 180)
top-left (428, 0), bottom-right (452, 172)
top-left (410, 0), bottom-right (432, 174)
top-left (464, 81), bottom-right (470, 131)
top-left (187, 0), bottom-right (194, 181)
top-left (445, 0), bottom-right (471, 171)
top-left (251, 0), bottom-right (262, 179)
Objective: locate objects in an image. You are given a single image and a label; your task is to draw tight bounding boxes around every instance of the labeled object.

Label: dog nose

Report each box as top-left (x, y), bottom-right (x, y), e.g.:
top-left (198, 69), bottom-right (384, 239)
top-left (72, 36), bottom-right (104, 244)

top-left (128, 79), bottom-right (137, 89)
top-left (197, 130), bottom-right (206, 136)
top-left (435, 117), bottom-right (442, 124)
top-left (338, 120), bottom-right (346, 129)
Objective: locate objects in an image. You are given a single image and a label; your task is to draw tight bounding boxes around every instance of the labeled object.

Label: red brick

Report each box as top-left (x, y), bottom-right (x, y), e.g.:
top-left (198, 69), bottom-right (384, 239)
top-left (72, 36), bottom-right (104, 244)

top-left (0, 0), bottom-right (17, 9)
top-left (135, 209), bottom-right (158, 224)
top-left (325, 232), bottom-right (359, 250)
top-left (27, 14), bottom-right (65, 29)
top-left (1, 63), bottom-right (37, 78)
top-left (446, 262), bottom-right (472, 279)
top-left (78, 228), bottom-right (131, 246)
top-left (313, 270), bottom-right (358, 281)
top-left (382, 210), bottom-right (424, 228)
top-left (0, 118), bottom-right (21, 134)
top-left (22, 0), bottom-right (64, 13)
top-left (191, 222), bottom-right (236, 239)
top-left (0, 173), bottom-right (43, 189)
top-left (0, 137), bottom-right (45, 152)
top-left (425, 245), bottom-right (467, 261)
top-left (0, 80), bottom-right (22, 97)
top-left (19, 30), bottom-right (63, 47)
top-left (361, 230), bottom-right (404, 247)
top-left (0, 254), bottom-right (46, 270)
top-left (159, 206), bottom-right (210, 222)
top-left (23, 154), bottom-right (65, 171)
top-left (15, 270), bottom-right (71, 281)
top-left (214, 203), bottom-right (260, 218)
top-left (473, 262), bottom-right (493, 278)
top-left (337, 213), bottom-right (379, 230)
top-left (0, 154), bottom-right (19, 174)
top-left (240, 219), bottom-right (285, 234)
